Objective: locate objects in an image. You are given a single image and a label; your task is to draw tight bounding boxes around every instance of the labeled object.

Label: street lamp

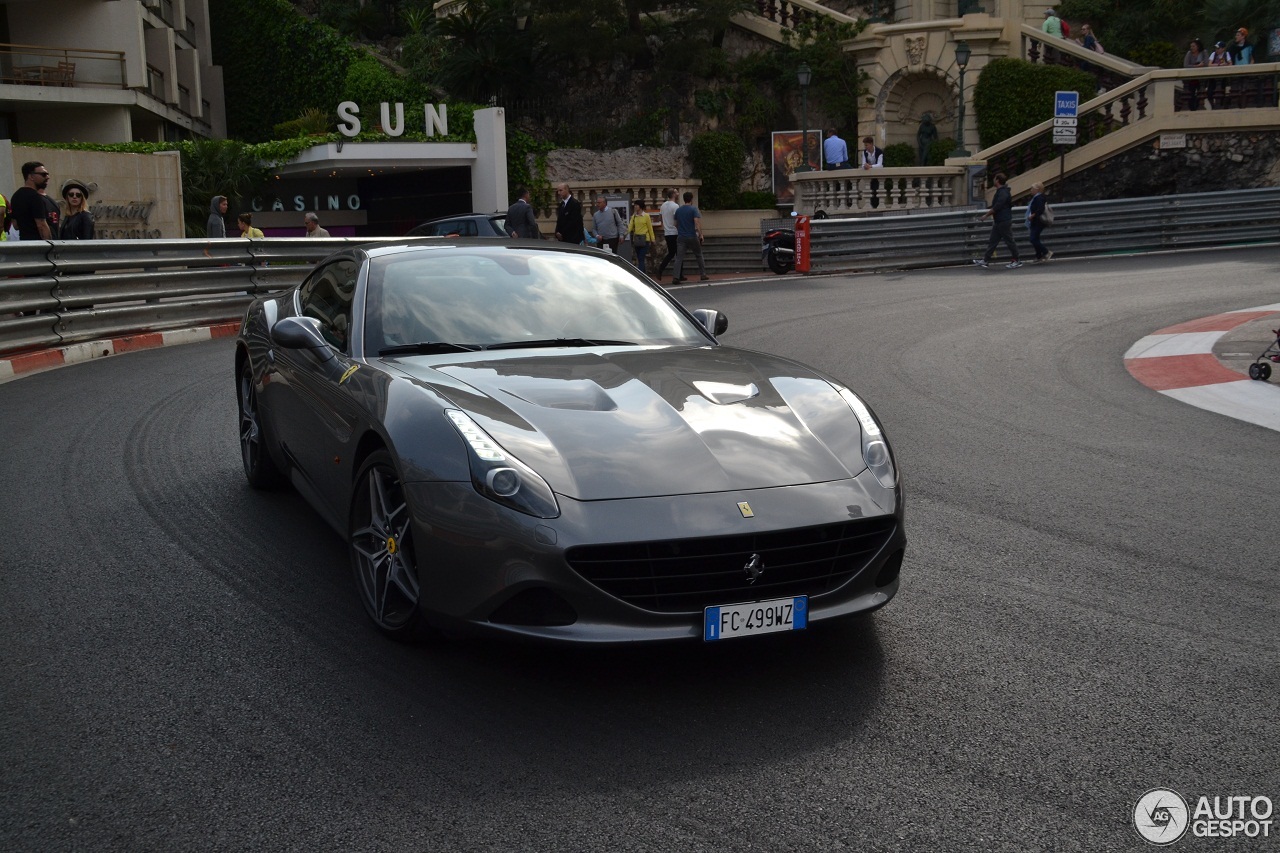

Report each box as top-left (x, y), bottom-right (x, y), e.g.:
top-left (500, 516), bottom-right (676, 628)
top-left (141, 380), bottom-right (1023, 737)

top-left (797, 63), bottom-right (813, 172)
top-left (951, 41), bottom-right (971, 158)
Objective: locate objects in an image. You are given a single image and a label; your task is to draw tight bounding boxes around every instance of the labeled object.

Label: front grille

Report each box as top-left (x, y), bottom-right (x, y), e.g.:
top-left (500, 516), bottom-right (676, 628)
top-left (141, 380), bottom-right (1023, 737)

top-left (566, 517), bottom-right (897, 613)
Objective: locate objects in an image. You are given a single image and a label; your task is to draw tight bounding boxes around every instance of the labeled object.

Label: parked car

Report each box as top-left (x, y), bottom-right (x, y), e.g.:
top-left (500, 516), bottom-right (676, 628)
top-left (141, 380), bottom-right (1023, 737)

top-left (406, 213), bottom-right (508, 238)
top-left (234, 240), bottom-right (904, 643)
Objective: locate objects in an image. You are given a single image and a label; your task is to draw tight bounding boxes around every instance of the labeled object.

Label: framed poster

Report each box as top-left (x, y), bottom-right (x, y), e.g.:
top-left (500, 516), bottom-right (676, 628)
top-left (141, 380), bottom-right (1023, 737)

top-left (772, 130), bottom-right (823, 205)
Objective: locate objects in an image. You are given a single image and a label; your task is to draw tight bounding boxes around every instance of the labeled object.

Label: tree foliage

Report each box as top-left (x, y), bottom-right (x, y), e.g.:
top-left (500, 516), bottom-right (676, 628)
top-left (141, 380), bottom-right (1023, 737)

top-left (178, 139), bottom-right (272, 237)
top-left (211, 0), bottom-right (435, 142)
top-left (1054, 0), bottom-right (1280, 63)
top-left (783, 14), bottom-right (869, 131)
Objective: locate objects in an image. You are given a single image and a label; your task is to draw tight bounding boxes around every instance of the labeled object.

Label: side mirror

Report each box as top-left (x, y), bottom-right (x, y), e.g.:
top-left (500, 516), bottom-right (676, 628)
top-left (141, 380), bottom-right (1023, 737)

top-left (271, 315), bottom-right (331, 351)
top-left (691, 308), bottom-right (728, 336)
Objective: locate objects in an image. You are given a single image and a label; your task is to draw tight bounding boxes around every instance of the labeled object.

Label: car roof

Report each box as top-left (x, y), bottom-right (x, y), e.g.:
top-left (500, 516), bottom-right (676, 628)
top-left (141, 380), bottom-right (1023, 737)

top-left (361, 237), bottom-right (597, 260)
top-left (418, 213), bottom-right (503, 223)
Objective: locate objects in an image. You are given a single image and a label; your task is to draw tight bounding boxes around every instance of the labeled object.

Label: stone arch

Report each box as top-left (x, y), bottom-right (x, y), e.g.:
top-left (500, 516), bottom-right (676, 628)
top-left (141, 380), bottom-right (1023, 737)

top-left (877, 68), bottom-right (956, 157)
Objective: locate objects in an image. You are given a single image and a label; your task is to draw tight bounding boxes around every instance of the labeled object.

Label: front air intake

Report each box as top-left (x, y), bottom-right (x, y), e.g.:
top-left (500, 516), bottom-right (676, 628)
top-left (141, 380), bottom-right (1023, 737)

top-left (566, 517), bottom-right (897, 613)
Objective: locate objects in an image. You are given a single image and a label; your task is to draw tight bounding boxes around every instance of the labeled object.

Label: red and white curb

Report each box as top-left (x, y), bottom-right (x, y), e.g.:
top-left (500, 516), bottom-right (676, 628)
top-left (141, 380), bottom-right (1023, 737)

top-left (0, 321), bottom-right (242, 384)
top-left (1124, 304), bottom-right (1280, 432)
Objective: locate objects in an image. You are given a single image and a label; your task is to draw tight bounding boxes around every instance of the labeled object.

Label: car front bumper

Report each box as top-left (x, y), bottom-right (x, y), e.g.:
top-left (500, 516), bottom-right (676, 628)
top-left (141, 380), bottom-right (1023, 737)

top-left (404, 471), bottom-right (905, 643)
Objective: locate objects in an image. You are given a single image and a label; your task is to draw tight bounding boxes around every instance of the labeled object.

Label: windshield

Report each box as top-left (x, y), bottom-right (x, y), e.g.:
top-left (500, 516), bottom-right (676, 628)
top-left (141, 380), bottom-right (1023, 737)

top-left (363, 247), bottom-right (710, 354)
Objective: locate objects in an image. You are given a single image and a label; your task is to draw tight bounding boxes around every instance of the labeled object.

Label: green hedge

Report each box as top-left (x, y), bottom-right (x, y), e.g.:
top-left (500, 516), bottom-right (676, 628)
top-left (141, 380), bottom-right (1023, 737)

top-left (689, 131), bottom-right (746, 210)
top-left (928, 138), bottom-right (956, 166)
top-left (972, 58), bottom-right (1098, 149)
top-left (884, 143), bottom-right (914, 167)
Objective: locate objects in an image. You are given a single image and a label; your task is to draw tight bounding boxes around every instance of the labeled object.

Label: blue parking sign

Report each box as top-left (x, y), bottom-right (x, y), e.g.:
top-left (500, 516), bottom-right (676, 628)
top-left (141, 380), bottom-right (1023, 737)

top-left (1055, 91), bottom-right (1079, 118)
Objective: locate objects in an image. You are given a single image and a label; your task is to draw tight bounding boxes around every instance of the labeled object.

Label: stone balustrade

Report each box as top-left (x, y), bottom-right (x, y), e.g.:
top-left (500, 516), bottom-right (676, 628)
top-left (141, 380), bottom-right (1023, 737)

top-left (790, 167), bottom-right (970, 216)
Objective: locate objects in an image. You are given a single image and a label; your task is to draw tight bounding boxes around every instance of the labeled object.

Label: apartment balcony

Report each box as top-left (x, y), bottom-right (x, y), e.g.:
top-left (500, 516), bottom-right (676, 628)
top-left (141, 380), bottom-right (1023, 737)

top-left (0, 40), bottom-right (212, 142)
top-left (0, 42), bottom-right (126, 89)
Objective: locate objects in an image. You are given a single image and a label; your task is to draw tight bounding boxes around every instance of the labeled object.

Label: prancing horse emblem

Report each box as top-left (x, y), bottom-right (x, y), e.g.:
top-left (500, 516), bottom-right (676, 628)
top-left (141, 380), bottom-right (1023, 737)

top-left (744, 553), bottom-right (764, 584)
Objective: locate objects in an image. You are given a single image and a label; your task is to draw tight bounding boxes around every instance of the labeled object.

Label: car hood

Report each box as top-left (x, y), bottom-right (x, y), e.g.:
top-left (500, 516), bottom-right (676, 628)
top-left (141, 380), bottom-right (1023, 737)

top-left (403, 346), bottom-right (867, 501)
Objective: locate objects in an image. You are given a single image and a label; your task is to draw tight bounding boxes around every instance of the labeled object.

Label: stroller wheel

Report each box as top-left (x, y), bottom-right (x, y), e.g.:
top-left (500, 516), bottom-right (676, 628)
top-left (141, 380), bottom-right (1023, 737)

top-left (1249, 363), bottom-right (1262, 380)
top-left (1260, 362), bottom-right (1273, 381)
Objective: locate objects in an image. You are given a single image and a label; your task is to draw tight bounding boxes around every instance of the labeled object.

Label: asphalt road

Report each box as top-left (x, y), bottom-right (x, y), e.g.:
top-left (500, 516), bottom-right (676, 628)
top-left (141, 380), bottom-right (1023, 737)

top-left (2, 248), bottom-right (1277, 852)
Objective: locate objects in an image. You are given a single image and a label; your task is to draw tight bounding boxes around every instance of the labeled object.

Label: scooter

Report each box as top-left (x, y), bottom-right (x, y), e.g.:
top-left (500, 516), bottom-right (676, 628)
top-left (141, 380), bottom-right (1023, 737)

top-left (762, 227), bottom-right (795, 274)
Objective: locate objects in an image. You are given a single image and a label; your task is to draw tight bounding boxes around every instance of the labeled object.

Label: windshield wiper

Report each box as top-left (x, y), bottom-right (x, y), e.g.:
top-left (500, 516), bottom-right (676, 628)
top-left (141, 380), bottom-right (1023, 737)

top-left (378, 341), bottom-right (483, 356)
top-left (483, 338), bottom-right (637, 351)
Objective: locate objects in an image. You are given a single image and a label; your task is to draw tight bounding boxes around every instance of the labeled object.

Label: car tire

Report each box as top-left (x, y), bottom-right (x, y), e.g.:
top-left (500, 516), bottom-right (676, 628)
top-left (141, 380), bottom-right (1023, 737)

top-left (237, 360), bottom-right (284, 489)
top-left (349, 450), bottom-right (428, 639)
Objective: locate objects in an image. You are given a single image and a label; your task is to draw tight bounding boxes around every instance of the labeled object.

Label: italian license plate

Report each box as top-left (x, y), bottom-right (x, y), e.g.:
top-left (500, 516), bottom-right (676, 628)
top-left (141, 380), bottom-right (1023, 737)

top-left (703, 596), bottom-right (807, 641)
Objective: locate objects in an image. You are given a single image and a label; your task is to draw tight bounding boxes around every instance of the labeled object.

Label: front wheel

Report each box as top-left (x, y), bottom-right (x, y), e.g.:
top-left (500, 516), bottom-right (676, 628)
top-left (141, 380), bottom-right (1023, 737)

top-left (349, 450), bottom-right (426, 639)
top-left (237, 359), bottom-right (283, 488)
top-left (767, 250), bottom-right (793, 275)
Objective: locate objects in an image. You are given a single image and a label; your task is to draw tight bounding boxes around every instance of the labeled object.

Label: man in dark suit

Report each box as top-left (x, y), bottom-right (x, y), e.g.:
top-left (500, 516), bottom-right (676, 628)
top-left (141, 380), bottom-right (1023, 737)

top-left (553, 182), bottom-right (585, 244)
top-left (506, 186), bottom-right (541, 239)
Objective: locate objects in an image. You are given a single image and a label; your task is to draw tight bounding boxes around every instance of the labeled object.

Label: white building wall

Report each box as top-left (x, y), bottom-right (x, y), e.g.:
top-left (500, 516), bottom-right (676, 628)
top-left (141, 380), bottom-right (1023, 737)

top-left (21, 106), bottom-right (133, 145)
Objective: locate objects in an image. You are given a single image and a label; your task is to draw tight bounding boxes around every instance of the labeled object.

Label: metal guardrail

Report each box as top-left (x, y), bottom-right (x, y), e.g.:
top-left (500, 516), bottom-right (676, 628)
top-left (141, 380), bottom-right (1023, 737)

top-left (0, 237), bottom-right (398, 356)
top-left (804, 187), bottom-right (1280, 273)
top-left (2, 189), bottom-right (1279, 356)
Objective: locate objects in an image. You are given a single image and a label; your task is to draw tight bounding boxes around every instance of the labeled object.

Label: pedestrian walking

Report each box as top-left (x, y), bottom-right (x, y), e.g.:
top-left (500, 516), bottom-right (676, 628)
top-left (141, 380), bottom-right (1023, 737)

top-left (591, 196), bottom-right (625, 255)
top-left (1025, 182), bottom-right (1053, 263)
top-left (207, 195), bottom-right (228, 238)
top-left (973, 173), bottom-right (1022, 269)
top-left (655, 188), bottom-right (680, 279)
top-left (553, 183), bottom-right (585, 245)
top-left (671, 192), bottom-right (709, 283)
top-left (505, 186), bottom-right (540, 239)
top-left (627, 200), bottom-right (655, 272)
top-left (237, 212), bottom-right (264, 239)
top-left (303, 212), bottom-right (331, 238)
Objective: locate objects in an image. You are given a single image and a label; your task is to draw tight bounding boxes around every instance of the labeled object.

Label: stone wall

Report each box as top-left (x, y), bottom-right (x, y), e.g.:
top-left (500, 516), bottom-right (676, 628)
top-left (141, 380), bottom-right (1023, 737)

top-left (541, 147), bottom-right (692, 183)
top-left (2, 142), bottom-right (184, 238)
top-left (1056, 131), bottom-right (1280, 202)
top-left (538, 144), bottom-right (774, 197)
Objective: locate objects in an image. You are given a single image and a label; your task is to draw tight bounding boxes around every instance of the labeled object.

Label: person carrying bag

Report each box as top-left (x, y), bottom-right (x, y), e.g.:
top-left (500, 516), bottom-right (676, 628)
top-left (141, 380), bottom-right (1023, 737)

top-left (628, 201), bottom-right (656, 273)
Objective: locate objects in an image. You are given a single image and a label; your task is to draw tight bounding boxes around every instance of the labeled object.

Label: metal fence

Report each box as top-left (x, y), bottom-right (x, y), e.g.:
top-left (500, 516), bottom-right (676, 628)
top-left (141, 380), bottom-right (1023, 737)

top-left (804, 186), bottom-right (1280, 273)
top-left (3, 188), bottom-right (1279, 356)
top-left (0, 237), bottom-right (394, 356)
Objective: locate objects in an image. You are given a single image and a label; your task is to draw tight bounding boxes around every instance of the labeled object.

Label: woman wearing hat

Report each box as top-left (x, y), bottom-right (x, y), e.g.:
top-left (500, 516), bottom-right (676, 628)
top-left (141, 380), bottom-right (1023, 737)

top-left (1206, 40), bottom-right (1233, 107)
top-left (59, 179), bottom-right (94, 240)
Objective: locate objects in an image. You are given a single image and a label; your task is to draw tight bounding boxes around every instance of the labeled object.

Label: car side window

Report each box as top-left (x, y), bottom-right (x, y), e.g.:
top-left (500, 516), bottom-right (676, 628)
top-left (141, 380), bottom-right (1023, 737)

top-left (298, 259), bottom-right (358, 353)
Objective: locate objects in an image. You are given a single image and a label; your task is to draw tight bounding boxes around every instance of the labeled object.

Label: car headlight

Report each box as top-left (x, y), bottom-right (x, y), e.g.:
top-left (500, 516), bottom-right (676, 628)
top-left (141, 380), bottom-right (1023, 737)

top-left (445, 409), bottom-right (561, 518)
top-left (836, 388), bottom-right (897, 489)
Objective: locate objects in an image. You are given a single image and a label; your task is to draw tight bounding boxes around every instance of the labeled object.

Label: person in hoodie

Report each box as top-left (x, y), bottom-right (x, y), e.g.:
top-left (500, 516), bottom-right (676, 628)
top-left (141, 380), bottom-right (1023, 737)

top-left (207, 195), bottom-right (228, 238)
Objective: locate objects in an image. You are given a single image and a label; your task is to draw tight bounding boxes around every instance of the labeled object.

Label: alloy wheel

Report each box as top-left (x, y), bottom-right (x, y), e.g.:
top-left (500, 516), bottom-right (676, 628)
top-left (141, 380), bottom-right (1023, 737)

top-left (350, 454), bottom-right (421, 634)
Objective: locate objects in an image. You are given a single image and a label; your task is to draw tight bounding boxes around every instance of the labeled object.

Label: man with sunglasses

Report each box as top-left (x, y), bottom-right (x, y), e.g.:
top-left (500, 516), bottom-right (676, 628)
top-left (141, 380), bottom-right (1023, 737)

top-left (10, 162), bottom-right (59, 240)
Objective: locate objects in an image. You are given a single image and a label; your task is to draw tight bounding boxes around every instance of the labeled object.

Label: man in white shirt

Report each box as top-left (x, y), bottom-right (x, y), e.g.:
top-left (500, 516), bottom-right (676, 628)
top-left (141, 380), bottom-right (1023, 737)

top-left (655, 188), bottom-right (681, 279)
top-left (859, 137), bottom-right (884, 169)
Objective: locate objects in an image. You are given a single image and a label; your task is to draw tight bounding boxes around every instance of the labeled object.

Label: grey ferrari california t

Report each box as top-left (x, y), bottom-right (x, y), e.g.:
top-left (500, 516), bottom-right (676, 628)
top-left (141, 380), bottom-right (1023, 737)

top-left (235, 240), bottom-right (904, 643)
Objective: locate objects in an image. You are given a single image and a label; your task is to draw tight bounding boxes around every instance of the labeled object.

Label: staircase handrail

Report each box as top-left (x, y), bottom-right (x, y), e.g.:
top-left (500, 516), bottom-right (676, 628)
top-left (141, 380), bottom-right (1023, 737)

top-left (1016, 22), bottom-right (1155, 83)
top-left (747, 0), bottom-right (860, 31)
top-left (966, 63), bottom-right (1280, 196)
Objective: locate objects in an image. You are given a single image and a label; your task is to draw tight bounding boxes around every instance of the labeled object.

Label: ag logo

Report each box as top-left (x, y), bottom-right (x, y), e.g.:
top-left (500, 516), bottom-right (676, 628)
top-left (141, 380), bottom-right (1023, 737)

top-left (1134, 788), bottom-right (1189, 845)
